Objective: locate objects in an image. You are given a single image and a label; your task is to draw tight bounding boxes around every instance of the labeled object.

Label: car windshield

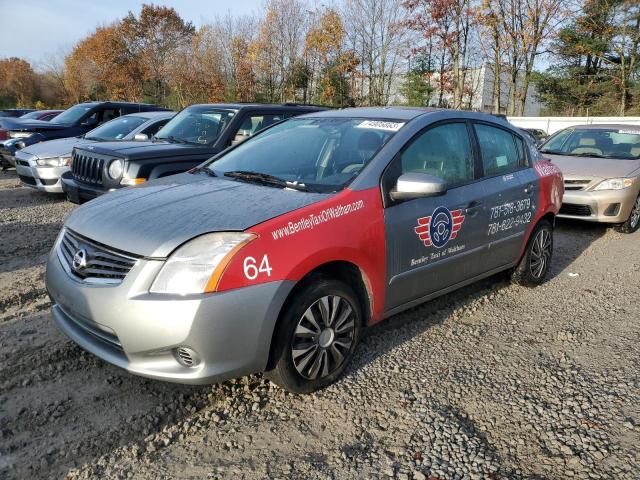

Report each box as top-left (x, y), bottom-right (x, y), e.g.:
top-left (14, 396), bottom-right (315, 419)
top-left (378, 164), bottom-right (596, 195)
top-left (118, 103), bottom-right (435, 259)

top-left (84, 116), bottom-right (147, 141)
top-left (206, 117), bottom-right (404, 192)
top-left (20, 111), bottom-right (43, 119)
top-left (540, 127), bottom-right (640, 160)
top-left (155, 108), bottom-right (235, 145)
top-left (50, 105), bottom-right (94, 125)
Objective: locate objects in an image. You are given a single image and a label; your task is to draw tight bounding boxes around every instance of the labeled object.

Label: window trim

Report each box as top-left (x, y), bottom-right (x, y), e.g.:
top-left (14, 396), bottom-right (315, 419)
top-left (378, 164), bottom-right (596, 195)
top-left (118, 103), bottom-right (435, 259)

top-left (380, 119), bottom-right (481, 208)
top-left (471, 120), bottom-right (530, 179)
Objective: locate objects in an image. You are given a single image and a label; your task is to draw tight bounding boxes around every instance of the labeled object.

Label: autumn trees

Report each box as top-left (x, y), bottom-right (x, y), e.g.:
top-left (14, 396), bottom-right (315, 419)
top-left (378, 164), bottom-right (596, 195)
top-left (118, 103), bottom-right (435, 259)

top-left (0, 0), bottom-right (638, 115)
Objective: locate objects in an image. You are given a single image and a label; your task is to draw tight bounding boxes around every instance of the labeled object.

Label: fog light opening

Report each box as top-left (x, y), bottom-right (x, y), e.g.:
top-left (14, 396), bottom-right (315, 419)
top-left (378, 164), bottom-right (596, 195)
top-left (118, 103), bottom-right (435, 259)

top-left (174, 346), bottom-right (200, 368)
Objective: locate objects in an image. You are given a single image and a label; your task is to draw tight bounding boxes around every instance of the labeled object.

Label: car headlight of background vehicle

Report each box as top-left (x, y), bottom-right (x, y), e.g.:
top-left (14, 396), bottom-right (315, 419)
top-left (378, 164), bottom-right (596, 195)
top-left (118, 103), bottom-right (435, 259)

top-left (593, 178), bottom-right (635, 191)
top-left (36, 155), bottom-right (72, 167)
top-left (107, 159), bottom-right (124, 179)
top-left (8, 131), bottom-right (33, 139)
top-left (150, 232), bottom-right (256, 295)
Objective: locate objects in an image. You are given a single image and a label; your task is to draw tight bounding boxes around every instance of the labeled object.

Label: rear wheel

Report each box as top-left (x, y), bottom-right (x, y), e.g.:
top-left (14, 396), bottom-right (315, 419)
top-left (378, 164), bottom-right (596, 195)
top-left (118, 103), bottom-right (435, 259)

top-left (614, 194), bottom-right (640, 234)
top-left (266, 277), bottom-right (361, 394)
top-left (512, 219), bottom-right (553, 286)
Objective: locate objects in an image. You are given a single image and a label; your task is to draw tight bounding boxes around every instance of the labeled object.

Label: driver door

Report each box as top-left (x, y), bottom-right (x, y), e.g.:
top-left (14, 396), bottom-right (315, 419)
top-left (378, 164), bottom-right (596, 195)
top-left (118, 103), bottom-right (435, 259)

top-left (383, 121), bottom-right (488, 311)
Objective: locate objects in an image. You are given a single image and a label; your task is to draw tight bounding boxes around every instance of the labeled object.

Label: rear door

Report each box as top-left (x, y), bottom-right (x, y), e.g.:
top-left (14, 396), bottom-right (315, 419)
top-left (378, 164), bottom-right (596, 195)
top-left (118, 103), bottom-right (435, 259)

top-left (472, 122), bottom-right (537, 270)
top-left (383, 121), bottom-right (488, 311)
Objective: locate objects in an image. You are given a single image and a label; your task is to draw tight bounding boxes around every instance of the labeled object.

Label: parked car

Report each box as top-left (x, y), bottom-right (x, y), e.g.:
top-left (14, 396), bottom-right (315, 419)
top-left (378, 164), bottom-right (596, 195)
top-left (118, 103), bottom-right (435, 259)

top-left (15, 111), bottom-right (174, 193)
top-left (0, 108), bottom-right (35, 118)
top-left (0, 101), bottom-right (169, 169)
top-left (522, 128), bottom-right (549, 145)
top-left (19, 110), bottom-right (64, 121)
top-left (518, 128), bottom-right (548, 147)
top-left (61, 103), bottom-right (327, 204)
top-left (539, 124), bottom-right (640, 233)
top-left (46, 108), bottom-right (563, 393)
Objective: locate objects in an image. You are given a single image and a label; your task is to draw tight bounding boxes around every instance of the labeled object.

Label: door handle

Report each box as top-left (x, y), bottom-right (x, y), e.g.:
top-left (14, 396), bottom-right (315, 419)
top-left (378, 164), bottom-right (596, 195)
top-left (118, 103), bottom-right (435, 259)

top-left (465, 201), bottom-right (483, 216)
top-left (524, 183), bottom-right (535, 195)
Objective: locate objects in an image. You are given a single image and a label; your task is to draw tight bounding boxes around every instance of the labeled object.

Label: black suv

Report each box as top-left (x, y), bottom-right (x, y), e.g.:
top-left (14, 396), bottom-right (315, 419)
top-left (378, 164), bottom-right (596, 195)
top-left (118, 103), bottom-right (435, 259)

top-left (0, 101), bottom-right (169, 168)
top-left (61, 103), bottom-right (327, 204)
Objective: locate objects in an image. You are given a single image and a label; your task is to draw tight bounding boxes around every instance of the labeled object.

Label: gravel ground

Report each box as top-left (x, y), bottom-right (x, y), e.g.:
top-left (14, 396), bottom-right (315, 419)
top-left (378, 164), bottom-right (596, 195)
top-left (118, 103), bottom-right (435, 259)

top-left (1, 169), bottom-right (638, 479)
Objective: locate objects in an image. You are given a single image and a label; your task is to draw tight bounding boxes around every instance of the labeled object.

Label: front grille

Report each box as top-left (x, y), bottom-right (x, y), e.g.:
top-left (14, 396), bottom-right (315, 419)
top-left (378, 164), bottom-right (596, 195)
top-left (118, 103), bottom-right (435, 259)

top-left (58, 229), bottom-right (139, 284)
top-left (71, 151), bottom-right (105, 185)
top-left (559, 203), bottom-right (592, 217)
top-left (17, 159), bottom-right (29, 166)
top-left (18, 174), bottom-right (36, 185)
top-left (41, 178), bottom-right (57, 186)
top-left (564, 179), bottom-right (591, 191)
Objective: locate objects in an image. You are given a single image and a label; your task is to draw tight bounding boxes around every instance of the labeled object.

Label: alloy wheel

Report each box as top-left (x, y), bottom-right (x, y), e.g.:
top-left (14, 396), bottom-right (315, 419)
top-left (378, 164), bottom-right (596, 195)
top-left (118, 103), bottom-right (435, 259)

top-left (291, 295), bottom-right (356, 380)
top-left (530, 228), bottom-right (552, 279)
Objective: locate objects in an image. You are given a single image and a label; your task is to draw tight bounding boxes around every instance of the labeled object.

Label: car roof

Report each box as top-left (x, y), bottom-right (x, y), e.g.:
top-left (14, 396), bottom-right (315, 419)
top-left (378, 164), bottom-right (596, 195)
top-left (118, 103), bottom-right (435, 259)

top-left (80, 101), bottom-right (164, 107)
top-left (121, 111), bottom-right (175, 120)
top-left (185, 103), bottom-right (327, 111)
top-left (302, 107), bottom-right (441, 120)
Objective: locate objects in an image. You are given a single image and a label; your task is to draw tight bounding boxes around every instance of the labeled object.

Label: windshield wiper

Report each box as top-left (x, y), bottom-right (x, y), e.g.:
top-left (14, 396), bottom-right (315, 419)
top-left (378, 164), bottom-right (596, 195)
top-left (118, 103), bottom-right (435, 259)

top-left (223, 170), bottom-right (309, 191)
top-left (539, 149), bottom-right (564, 155)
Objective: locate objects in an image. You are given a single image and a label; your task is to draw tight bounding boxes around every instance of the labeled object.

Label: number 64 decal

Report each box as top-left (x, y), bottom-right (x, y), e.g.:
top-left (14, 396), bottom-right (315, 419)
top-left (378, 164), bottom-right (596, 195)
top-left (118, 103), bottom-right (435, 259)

top-left (243, 255), bottom-right (273, 280)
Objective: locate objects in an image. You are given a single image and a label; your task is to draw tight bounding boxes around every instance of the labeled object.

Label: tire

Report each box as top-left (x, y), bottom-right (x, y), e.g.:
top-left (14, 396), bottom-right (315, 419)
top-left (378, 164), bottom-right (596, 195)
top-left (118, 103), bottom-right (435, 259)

top-left (614, 194), bottom-right (640, 234)
top-left (512, 219), bottom-right (553, 287)
top-left (266, 276), bottom-right (362, 394)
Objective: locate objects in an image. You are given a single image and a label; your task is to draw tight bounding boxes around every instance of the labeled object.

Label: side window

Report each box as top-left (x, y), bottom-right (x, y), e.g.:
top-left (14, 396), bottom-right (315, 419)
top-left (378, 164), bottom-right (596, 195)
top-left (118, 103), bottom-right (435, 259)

top-left (232, 114), bottom-right (284, 146)
top-left (142, 119), bottom-right (169, 137)
top-left (399, 122), bottom-right (474, 186)
top-left (475, 124), bottom-right (520, 176)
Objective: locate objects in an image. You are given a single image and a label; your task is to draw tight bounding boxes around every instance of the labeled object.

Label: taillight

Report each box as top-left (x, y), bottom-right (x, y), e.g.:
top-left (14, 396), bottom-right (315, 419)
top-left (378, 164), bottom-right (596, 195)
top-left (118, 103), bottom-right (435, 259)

top-left (0, 129), bottom-right (7, 141)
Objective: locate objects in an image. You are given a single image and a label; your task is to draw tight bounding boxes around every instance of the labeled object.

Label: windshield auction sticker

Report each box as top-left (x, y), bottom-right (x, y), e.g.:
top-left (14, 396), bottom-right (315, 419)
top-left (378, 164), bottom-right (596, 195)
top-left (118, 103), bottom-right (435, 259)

top-left (356, 120), bottom-right (404, 131)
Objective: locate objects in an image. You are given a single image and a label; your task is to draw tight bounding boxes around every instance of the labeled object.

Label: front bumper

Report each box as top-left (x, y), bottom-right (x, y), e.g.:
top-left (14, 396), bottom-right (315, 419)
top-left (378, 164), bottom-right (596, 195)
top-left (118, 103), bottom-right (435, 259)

top-left (15, 157), bottom-right (68, 193)
top-left (558, 188), bottom-right (639, 223)
top-left (61, 172), bottom-right (110, 204)
top-left (45, 236), bottom-right (294, 384)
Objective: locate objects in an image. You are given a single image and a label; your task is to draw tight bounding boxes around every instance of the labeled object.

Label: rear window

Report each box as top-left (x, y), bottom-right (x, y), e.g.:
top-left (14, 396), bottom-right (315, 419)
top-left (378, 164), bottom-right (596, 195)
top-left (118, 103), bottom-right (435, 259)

top-left (84, 116), bottom-right (147, 141)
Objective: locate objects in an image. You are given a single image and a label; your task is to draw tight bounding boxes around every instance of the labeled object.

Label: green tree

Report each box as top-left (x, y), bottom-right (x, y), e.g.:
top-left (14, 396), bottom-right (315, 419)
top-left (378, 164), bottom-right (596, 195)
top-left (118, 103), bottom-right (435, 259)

top-left (399, 71), bottom-right (434, 106)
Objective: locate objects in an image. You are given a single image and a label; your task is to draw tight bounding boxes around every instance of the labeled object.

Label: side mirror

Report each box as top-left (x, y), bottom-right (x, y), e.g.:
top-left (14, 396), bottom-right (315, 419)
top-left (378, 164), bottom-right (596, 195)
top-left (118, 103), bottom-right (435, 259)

top-left (133, 133), bottom-right (149, 141)
top-left (390, 172), bottom-right (448, 201)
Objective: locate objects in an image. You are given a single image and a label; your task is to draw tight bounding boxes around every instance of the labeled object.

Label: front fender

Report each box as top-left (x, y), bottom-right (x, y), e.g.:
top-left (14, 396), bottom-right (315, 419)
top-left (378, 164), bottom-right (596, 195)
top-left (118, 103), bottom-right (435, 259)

top-left (216, 187), bottom-right (388, 322)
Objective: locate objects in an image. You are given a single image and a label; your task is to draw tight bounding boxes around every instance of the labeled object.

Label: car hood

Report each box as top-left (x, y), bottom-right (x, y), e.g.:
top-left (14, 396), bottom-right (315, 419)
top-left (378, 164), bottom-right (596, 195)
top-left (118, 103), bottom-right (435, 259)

top-left (545, 154), bottom-right (640, 178)
top-left (76, 140), bottom-right (212, 160)
top-left (0, 118), bottom-right (68, 131)
top-left (65, 172), bottom-right (330, 257)
top-left (20, 137), bottom-right (92, 159)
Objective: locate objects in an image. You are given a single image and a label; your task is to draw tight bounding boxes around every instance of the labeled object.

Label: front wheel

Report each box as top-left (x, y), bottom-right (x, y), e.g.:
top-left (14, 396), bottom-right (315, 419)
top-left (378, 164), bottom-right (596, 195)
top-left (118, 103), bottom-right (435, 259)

top-left (614, 194), bottom-right (640, 234)
top-left (512, 219), bottom-right (553, 287)
top-left (266, 276), bottom-right (361, 394)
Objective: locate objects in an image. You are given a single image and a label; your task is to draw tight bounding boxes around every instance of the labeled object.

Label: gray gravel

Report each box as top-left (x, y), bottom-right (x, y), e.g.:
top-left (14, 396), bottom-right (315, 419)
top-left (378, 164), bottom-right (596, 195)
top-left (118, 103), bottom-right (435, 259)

top-left (1, 169), bottom-right (638, 479)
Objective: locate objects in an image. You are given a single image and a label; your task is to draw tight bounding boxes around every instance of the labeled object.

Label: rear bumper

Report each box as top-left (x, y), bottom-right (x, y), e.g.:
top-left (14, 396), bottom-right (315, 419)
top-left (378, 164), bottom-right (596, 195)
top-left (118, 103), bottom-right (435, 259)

top-left (558, 188), bottom-right (639, 223)
top-left (46, 239), bottom-right (295, 384)
top-left (61, 172), bottom-right (110, 204)
top-left (15, 159), bottom-right (68, 193)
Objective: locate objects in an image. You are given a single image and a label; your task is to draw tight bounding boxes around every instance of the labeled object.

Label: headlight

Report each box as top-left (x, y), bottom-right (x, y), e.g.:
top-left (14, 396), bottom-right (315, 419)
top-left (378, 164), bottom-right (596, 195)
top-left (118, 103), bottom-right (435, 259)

top-left (108, 159), bottom-right (124, 179)
top-left (36, 156), bottom-right (71, 167)
top-left (150, 232), bottom-right (256, 295)
top-left (593, 178), bottom-right (634, 191)
top-left (8, 131), bottom-right (33, 139)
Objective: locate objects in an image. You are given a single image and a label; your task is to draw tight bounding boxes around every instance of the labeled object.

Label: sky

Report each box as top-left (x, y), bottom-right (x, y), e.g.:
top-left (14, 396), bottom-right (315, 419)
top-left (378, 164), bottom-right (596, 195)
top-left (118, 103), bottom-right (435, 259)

top-left (0, 0), bottom-right (264, 67)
